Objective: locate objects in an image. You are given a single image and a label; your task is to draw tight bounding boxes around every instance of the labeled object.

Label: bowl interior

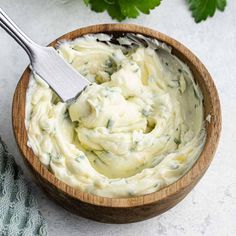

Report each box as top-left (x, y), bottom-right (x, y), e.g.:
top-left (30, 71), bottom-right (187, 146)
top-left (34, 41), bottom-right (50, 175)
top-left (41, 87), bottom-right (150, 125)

top-left (12, 24), bottom-right (221, 208)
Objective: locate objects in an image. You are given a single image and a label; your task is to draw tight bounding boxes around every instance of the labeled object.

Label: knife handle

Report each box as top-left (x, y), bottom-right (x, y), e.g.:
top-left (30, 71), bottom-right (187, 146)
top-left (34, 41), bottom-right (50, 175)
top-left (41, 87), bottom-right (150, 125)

top-left (0, 8), bottom-right (39, 62)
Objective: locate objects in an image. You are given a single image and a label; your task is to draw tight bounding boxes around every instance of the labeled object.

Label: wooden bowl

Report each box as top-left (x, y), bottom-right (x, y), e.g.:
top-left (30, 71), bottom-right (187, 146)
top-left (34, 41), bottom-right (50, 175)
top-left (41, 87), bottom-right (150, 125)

top-left (12, 24), bottom-right (221, 223)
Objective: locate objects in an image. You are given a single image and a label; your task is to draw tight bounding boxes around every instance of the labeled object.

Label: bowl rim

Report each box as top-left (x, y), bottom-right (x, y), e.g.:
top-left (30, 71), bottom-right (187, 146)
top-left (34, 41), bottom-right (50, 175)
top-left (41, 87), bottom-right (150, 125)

top-left (12, 23), bottom-right (221, 208)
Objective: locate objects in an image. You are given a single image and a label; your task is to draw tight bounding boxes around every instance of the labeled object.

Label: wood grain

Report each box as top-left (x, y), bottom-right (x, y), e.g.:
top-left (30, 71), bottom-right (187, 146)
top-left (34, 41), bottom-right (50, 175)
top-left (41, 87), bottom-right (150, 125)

top-left (12, 24), bottom-right (221, 223)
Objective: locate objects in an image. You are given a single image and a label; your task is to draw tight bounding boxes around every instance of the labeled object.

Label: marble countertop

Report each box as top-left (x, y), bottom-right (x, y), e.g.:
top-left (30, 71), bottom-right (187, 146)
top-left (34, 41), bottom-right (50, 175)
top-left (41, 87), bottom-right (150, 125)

top-left (0, 0), bottom-right (235, 235)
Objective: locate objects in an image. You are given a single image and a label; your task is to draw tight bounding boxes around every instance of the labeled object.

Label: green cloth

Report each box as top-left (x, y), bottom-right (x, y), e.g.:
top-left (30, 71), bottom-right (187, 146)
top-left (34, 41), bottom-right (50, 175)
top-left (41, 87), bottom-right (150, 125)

top-left (0, 137), bottom-right (47, 236)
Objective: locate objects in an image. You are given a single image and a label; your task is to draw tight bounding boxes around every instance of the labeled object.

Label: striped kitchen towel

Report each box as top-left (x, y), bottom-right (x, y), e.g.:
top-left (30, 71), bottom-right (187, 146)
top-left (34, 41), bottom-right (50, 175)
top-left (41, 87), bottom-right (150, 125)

top-left (0, 137), bottom-right (47, 236)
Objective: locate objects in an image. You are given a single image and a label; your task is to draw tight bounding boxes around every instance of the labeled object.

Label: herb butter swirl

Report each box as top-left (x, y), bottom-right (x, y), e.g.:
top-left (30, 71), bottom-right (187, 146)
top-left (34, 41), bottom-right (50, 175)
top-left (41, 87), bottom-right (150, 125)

top-left (26, 34), bottom-right (206, 197)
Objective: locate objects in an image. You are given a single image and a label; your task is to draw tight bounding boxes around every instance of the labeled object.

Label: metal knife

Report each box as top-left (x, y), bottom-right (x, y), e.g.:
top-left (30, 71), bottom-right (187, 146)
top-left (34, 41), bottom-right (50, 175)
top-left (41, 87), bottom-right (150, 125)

top-left (0, 8), bottom-right (90, 103)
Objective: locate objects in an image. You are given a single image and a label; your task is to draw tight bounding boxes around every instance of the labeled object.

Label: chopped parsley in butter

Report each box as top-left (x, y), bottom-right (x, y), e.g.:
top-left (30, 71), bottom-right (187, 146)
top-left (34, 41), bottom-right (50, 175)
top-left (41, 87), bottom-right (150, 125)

top-left (25, 34), bottom-right (206, 197)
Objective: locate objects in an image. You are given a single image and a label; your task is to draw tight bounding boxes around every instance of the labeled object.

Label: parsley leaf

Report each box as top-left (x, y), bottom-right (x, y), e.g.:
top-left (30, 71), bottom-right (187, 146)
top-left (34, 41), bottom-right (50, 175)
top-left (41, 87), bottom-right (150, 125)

top-left (119, 0), bottom-right (161, 19)
top-left (188, 0), bottom-right (227, 23)
top-left (84, 0), bottom-right (161, 21)
top-left (84, 0), bottom-right (227, 23)
top-left (84, 0), bottom-right (125, 21)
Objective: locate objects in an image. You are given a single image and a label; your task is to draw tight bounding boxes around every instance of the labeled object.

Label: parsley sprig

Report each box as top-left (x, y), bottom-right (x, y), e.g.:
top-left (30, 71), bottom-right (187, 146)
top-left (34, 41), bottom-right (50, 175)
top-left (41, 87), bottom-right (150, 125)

top-left (84, 0), bottom-right (227, 23)
top-left (188, 0), bottom-right (227, 22)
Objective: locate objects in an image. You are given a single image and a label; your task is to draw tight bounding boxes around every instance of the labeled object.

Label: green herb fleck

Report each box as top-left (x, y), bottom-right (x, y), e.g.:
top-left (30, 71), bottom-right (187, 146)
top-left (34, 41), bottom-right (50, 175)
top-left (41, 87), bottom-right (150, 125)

top-left (64, 110), bottom-right (70, 118)
top-left (105, 59), bottom-right (113, 68)
top-left (29, 111), bottom-right (33, 120)
top-left (130, 142), bottom-right (138, 152)
top-left (75, 155), bottom-right (85, 163)
top-left (69, 58), bottom-right (75, 65)
top-left (106, 119), bottom-right (114, 129)
top-left (174, 138), bottom-right (181, 145)
top-left (41, 127), bottom-right (47, 133)
top-left (50, 153), bottom-right (61, 163)
top-left (153, 183), bottom-right (159, 188)
top-left (168, 79), bottom-right (180, 89)
top-left (193, 87), bottom-right (200, 101)
top-left (48, 153), bottom-right (52, 162)
top-left (54, 155), bottom-right (60, 160)
top-left (74, 121), bottom-right (80, 127)
top-left (128, 191), bottom-right (134, 197)
top-left (170, 163), bottom-right (179, 170)
top-left (166, 135), bottom-right (171, 142)
top-left (92, 151), bottom-right (107, 166)
top-left (104, 57), bottom-right (117, 76)
top-left (130, 147), bottom-right (136, 152)
top-left (51, 127), bottom-right (57, 136)
top-left (97, 156), bottom-right (107, 165)
top-left (142, 109), bottom-right (149, 117)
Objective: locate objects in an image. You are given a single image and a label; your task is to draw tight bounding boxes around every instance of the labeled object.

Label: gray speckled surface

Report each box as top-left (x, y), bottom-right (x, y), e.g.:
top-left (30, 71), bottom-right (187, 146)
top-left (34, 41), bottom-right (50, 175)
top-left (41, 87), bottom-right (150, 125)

top-left (0, 0), bottom-right (235, 235)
